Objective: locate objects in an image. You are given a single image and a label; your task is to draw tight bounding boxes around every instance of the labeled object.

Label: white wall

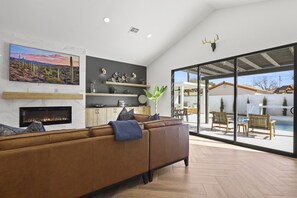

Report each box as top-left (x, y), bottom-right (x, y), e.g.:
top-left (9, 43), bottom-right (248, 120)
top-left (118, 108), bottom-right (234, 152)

top-left (209, 84), bottom-right (256, 96)
top-left (147, 0), bottom-right (297, 116)
top-left (209, 94), bottom-right (294, 116)
top-left (0, 31), bottom-right (86, 130)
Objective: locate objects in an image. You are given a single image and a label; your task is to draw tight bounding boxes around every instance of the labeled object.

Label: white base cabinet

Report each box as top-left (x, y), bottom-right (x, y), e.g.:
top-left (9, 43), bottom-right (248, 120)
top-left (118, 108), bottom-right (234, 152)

top-left (86, 106), bottom-right (151, 127)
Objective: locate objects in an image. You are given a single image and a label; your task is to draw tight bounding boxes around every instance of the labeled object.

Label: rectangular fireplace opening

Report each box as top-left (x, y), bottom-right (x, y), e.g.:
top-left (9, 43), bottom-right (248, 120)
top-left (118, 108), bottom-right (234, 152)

top-left (20, 106), bottom-right (72, 127)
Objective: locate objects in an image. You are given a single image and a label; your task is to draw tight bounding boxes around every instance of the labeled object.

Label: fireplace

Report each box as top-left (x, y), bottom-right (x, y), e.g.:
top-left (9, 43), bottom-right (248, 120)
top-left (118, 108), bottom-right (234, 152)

top-left (20, 106), bottom-right (72, 127)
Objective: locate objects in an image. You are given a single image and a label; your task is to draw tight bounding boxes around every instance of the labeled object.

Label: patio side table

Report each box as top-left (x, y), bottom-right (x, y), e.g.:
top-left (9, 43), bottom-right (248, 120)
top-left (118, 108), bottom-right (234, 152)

top-left (237, 123), bottom-right (248, 136)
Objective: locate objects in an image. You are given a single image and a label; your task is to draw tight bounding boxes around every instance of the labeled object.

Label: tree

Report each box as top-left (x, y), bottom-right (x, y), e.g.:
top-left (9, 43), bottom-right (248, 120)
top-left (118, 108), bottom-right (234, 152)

top-left (253, 76), bottom-right (277, 91)
top-left (220, 97), bottom-right (224, 112)
top-left (283, 97), bottom-right (288, 116)
top-left (208, 82), bottom-right (216, 87)
top-left (263, 97), bottom-right (267, 115)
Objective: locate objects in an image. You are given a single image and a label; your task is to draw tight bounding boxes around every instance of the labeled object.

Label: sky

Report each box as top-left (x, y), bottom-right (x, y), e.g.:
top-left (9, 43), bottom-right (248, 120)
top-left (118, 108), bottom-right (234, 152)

top-left (10, 44), bottom-right (80, 67)
top-left (175, 70), bottom-right (294, 88)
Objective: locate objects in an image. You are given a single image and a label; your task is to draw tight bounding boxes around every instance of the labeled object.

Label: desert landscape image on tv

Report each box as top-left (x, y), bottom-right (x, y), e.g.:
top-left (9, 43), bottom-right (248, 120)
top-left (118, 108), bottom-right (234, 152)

top-left (9, 44), bottom-right (80, 85)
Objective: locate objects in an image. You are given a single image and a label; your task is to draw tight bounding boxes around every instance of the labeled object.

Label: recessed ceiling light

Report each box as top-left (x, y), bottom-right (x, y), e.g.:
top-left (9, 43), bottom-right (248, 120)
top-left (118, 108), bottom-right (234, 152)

top-left (147, 34), bottom-right (152, 38)
top-left (103, 17), bottom-right (110, 23)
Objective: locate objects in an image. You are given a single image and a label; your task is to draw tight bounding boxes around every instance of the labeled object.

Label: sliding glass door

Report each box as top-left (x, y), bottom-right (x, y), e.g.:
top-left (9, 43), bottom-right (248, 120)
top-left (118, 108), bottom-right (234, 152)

top-left (198, 60), bottom-right (235, 141)
top-left (172, 44), bottom-right (296, 156)
top-left (173, 67), bottom-right (198, 133)
top-left (236, 46), bottom-right (294, 153)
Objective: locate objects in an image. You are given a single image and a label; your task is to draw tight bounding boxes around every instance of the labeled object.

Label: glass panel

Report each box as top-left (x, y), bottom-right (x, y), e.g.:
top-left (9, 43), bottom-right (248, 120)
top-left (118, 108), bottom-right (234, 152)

top-left (236, 46), bottom-right (294, 153)
top-left (199, 60), bottom-right (235, 141)
top-left (174, 68), bottom-right (198, 133)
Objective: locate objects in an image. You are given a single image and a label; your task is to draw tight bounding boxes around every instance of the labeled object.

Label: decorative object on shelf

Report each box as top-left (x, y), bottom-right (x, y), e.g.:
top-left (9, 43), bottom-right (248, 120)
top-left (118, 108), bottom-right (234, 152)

top-left (131, 72), bottom-right (137, 78)
top-left (107, 72), bottom-right (130, 83)
top-left (9, 44), bottom-right (80, 85)
top-left (101, 68), bottom-right (107, 75)
top-left (118, 100), bottom-right (125, 107)
top-left (110, 85), bottom-right (117, 94)
top-left (143, 85), bottom-right (167, 113)
top-left (138, 94), bottom-right (147, 105)
top-left (123, 89), bottom-right (132, 94)
top-left (90, 80), bottom-right (96, 93)
top-left (105, 81), bottom-right (150, 88)
top-left (202, 34), bottom-right (219, 52)
top-left (94, 104), bottom-right (105, 108)
top-left (139, 78), bottom-right (145, 84)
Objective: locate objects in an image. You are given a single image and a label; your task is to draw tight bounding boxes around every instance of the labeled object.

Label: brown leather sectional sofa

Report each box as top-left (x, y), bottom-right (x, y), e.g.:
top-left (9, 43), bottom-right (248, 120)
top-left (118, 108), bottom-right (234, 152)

top-left (0, 116), bottom-right (189, 198)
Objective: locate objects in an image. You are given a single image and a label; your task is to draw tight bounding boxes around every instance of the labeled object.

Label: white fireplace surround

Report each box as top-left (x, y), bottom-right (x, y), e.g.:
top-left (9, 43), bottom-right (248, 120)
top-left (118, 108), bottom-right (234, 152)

top-left (0, 31), bottom-right (86, 130)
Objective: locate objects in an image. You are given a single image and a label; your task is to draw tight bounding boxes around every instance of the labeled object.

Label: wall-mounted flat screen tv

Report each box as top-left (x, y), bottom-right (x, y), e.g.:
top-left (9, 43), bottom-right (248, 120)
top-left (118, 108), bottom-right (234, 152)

top-left (9, 44), bottom-right (80, 85)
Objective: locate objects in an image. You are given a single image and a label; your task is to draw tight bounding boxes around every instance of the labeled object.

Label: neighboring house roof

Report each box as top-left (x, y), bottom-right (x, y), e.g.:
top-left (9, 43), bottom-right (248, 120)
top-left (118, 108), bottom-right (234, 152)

top-left (208, 81), bottom-right (272, 94)
top-left (273, 85), bottom-right (294, 94)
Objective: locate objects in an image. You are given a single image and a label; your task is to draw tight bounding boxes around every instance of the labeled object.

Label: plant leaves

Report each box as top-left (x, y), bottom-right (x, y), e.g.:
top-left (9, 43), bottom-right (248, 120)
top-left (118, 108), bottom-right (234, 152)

top-left (143, 89), bottom-right (153, 99)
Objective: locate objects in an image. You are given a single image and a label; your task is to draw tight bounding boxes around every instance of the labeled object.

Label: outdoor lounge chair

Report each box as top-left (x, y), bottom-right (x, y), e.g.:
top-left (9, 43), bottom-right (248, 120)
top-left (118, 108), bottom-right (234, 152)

top-left (247, 114), bottom-right (276, 140)
top-left (211, 112), bottom-right (233, 132)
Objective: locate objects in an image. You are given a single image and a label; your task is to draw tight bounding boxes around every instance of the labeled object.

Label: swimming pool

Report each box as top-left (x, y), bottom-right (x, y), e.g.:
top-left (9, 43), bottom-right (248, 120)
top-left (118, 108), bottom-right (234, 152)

top-left (275, 120), bottom-right (293, 132)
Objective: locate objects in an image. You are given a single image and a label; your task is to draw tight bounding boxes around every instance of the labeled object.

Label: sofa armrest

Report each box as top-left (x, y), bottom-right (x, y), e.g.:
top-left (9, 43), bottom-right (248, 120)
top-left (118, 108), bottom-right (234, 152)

top-left (149, 124), bottom-right (189, 170)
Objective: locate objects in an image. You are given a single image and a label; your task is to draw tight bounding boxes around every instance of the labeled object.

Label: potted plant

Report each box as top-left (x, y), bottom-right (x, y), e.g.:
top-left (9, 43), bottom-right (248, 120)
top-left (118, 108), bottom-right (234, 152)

top-left (143, 85), bottom-right (167, 114)
top-left (220, 97), bottom-right (224, 112)
top-left (282, 97), bottom-right (288, 116)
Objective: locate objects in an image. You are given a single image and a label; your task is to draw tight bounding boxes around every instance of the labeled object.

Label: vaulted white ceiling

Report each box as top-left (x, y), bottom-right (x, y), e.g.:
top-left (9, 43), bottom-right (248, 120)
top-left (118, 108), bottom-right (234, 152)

top-left (0, 0), bottom-right (270, 66)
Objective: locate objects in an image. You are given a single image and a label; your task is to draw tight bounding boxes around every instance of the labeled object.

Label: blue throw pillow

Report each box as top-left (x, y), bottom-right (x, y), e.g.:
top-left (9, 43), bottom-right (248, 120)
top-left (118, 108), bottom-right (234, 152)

top-left (145, 113), bottom-right (160, 121)
top-left (0, 121), bottom-right (46, 136)
top-left (117, 107), bottom-right (135, 121)
top-left (0, 123), bottom-right (25, 136)
top-left (24, 121), bottom-right (46, 133)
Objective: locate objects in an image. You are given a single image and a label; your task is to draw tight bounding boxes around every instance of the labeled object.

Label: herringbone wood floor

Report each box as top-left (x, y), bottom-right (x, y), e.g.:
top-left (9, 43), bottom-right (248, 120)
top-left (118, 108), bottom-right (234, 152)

top-left (91, 136), bottom-right (297, 198)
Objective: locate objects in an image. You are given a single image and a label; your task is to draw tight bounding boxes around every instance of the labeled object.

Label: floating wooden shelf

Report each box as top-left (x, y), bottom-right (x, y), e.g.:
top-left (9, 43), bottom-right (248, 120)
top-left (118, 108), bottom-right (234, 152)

top-left (86, 93), bottom-right (138, 97)
top-left (2, 92), bottom-right (84, 100)
top-left (105, 81), bottom-right (150, 88)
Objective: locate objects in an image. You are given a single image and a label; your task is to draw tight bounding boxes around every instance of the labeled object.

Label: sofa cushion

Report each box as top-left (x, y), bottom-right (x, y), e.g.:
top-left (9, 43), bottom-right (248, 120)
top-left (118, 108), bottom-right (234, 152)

top-left (48, 129), bottom-right (89, 143)
top-left (0, 129), bottom-right (89, 151)
top-left (89, 125), bottom-right (114, 137)
top-left (0, 132), bottom-right (51, 151)
top-left (143, 120), bottom-right (166, 129)
top-left (134, 114), bottom-right (149, 122)
top-left (90, 123), bottom-right (144, 137)
top-left (163, 119), bottom-right (183, 126)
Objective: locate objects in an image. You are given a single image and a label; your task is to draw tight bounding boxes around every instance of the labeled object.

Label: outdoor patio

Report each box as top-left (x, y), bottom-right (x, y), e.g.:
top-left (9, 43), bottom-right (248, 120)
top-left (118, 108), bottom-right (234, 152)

top-left (181, 114), bottom-right (294, 153)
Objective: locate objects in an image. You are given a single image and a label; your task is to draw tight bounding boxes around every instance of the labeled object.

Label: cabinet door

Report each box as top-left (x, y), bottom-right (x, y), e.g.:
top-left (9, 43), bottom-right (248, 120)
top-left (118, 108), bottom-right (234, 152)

top-left (85, 108), bottom-right (97, 127)
top-left (97, 108), bottom-right (107, 125)
top-left (131, 107), bottom-right (140, 114)
top-left (143, 106), bottom-right (151, 115)
top-left (106, 108), bottom-right (121, 122)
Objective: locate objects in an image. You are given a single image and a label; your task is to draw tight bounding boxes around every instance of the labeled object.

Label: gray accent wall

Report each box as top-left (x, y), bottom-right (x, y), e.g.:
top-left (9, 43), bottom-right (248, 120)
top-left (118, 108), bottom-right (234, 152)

top-left (86, 56), bottom-right (147, 107)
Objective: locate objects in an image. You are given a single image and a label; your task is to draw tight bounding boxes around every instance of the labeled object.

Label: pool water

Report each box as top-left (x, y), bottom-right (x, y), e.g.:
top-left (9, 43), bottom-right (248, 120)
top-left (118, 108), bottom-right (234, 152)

top-left (275, 120), bottom-right (293, 132)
